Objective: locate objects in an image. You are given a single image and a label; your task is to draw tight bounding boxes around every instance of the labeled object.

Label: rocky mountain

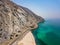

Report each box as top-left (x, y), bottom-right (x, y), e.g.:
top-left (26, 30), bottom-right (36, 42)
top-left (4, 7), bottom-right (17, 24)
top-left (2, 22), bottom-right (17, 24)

top-left (0, 0), bottom-right (44, 45)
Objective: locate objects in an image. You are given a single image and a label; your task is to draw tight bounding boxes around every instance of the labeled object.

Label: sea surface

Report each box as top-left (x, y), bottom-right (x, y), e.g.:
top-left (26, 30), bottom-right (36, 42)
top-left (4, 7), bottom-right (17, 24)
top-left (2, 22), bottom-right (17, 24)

top-left (32, 19), bottom-right (60, 45)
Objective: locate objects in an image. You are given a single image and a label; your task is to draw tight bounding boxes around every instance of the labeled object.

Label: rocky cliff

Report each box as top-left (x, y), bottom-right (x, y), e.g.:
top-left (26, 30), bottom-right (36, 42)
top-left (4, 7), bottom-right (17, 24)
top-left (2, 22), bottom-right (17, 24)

top-left (0, 0), bottom-right (44, 45)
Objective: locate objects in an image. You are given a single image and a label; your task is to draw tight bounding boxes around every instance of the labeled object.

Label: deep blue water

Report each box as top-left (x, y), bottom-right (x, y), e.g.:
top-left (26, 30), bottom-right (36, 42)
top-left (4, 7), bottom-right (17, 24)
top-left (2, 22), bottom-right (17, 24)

top-left (32, 19), bottom-right (60, 45)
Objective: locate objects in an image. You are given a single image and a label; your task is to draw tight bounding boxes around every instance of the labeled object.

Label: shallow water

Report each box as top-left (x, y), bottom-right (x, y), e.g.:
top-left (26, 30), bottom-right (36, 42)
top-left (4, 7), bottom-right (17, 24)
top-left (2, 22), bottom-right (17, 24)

top-left (32, 19), bottom-right (60, 45)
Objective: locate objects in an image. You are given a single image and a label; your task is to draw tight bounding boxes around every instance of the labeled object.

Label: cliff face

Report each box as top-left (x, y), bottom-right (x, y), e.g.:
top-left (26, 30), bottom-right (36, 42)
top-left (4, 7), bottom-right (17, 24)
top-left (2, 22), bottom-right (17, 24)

top-left (0, 0), bottom-right (44, 45)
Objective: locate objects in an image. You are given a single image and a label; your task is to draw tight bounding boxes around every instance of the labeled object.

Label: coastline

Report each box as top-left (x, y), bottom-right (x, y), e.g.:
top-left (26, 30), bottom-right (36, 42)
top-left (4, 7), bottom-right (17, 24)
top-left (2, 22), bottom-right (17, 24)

top-left (18, 31), bottom-right (36, 45)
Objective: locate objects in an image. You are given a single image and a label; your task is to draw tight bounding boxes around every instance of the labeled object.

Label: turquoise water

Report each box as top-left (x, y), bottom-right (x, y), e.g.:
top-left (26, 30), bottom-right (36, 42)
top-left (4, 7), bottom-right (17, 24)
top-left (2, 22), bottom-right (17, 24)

top-left (32, 19), bottom-right (60, 45)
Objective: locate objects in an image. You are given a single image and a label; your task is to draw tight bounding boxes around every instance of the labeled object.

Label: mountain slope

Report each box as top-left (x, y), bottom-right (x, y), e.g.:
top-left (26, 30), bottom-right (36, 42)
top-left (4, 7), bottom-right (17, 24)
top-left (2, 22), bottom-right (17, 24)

top-left (0, 0), bottom-right (44, 45)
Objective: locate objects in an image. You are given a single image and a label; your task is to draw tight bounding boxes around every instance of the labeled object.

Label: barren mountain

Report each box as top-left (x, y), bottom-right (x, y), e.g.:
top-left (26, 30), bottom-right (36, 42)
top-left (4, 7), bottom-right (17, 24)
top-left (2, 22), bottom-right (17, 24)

top-left (0, 0), bottom-right (44, 45)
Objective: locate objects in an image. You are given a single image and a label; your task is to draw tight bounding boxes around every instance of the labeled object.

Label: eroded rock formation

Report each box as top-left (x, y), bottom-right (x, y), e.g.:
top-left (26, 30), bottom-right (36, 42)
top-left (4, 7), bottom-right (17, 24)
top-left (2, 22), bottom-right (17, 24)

top-left (0, 0), bottom-right (44, 45)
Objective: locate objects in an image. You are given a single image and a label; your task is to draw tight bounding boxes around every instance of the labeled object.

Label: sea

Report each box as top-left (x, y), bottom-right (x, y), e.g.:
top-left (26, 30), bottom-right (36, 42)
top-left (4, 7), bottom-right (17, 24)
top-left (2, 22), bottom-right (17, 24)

top-left (32, 19), bottom-right (60, 45)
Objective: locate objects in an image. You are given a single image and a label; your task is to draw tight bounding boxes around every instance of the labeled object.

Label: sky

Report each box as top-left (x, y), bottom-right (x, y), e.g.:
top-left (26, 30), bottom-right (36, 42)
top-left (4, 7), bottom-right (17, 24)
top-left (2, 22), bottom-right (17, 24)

top-left (12, 0), bottom-right (60, 19)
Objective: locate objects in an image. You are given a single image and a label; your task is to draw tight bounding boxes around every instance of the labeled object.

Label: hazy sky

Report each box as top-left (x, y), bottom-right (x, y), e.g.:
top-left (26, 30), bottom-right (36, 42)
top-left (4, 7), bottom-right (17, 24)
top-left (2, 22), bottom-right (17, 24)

top-left (12, 0), bottom-right (60, 19)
